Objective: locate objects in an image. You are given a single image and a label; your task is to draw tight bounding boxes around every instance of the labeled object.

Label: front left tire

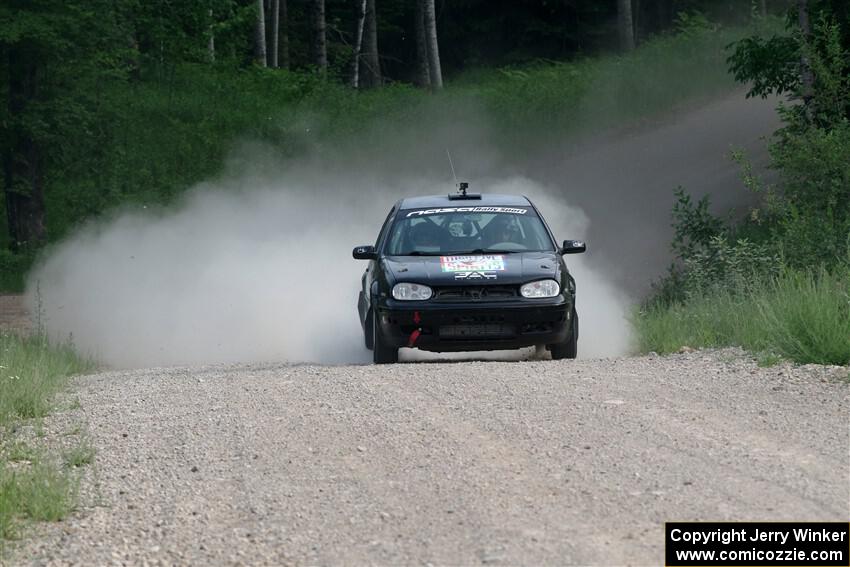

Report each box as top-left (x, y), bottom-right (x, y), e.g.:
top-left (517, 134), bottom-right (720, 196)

top-left (550, 308), bottom-right (578, 360)
top-left (372, 310), bottom-right (398, 364)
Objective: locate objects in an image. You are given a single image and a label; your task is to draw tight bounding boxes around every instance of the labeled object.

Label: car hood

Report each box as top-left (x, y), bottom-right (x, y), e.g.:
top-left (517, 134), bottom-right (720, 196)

top-left (383, 252), bottom-right (561, 286)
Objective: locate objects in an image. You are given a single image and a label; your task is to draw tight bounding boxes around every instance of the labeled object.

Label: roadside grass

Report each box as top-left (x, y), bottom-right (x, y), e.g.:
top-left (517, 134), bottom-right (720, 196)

top-left (633, 266), bottom-right (850, 366)
top-left (0, 332), bottom-right (95, 544)
top-left (0, 460), bottom-right (77, 541)
top-left (0, 334), bottom-right (94, 425)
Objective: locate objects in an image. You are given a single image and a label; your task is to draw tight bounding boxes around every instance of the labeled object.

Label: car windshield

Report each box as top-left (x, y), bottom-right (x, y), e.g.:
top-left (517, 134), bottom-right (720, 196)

top-left (385, 207), bottom-right (555, 255)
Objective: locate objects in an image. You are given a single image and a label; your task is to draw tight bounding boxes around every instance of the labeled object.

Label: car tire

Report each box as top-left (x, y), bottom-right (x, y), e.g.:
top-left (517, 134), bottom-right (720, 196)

top-left (372, 311), bottom-right (398, 364)
top-left (550, 308), bottom-right (578, 360)
top-left (364, 309), bottom-right (374, 350)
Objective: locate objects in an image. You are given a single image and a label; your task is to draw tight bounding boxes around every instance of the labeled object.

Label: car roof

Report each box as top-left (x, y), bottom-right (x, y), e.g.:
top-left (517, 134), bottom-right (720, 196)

top-left (398, 193), bottom-right (532, 210)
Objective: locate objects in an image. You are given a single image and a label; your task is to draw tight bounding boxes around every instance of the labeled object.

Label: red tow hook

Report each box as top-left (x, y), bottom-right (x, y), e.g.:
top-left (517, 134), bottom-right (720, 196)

top-left (408, 311), bottom-right (422, 347)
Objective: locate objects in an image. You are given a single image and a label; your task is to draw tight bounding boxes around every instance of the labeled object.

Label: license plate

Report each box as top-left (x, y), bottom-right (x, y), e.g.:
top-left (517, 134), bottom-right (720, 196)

top-left (439, 324), bottom-right (514, 338)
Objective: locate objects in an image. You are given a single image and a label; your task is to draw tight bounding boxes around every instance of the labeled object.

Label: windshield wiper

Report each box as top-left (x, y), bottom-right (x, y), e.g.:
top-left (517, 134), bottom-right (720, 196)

top-left (449, 248), bottom-right (519, 255)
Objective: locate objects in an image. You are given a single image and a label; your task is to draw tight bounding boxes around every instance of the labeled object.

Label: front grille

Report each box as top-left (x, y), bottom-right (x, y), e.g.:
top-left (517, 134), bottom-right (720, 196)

top-left (433, 286), bottom-right (518, 302)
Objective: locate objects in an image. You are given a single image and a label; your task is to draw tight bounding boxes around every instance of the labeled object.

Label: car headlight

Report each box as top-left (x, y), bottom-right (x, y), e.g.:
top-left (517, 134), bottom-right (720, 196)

top-left (520, 279), bottom-right (560, 298)
top-left (392, 283), bottom-right (433, 301)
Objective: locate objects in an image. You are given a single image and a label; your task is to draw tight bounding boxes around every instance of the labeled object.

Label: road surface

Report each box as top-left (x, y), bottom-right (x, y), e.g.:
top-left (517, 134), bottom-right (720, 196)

top-left (18, 350), bottom-right (849, 565)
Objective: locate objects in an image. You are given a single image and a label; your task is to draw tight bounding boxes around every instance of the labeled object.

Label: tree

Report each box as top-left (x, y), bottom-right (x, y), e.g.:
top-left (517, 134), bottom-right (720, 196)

top-left (208, 9), bottom-right (216, 62)
top-left (414, 0), bottom-right (430, 88)
top-left (255, 0), bottom-right (267, 66)
top-left (280, 0), bottom-right (289, 70)
top-left (360, 0), bottom-right (381, 88)
top-left (270, 0), bottom-right (279, 68)
top-left (618, 0), bottom-right (635, 51)
top-left (311, 0), bottom-right (327, 72)
top-left (798, 0), bottom-right (814, 115)
top-left (423, 0), bottom-right (442, 89)
top-left (4, 45), bottom-right (46, 249)
top-left (351, 0), bottom-right (367, 88)
top-left (0, 0), bottom-right (130, 250)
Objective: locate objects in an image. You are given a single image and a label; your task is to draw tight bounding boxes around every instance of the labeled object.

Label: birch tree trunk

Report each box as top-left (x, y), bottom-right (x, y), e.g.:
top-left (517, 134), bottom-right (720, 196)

top-left (617, 0), bottom-right (635, 51)
top-left (760, 0), bottom-right (768, 16)
top-left (270, 0), bottom-right (279, 68)
top-left (208, 9), bottom-right (215, 62)
top-left (311, 0), bottom-right (327, 72)
top-left (414, 0), bottom-right (430, 88)
top-left (254, 0), bottom-right (267, 67)
top-left (351, 0), bottom-right (367, 88)
top-left (798, 0), bottom-right (814, 118)
top-left (280, 0), bottom-right (290, 70)
top-left (360, 0), bottom-right (381, 88)
top-left (423, 0), bottom-right (442, 89)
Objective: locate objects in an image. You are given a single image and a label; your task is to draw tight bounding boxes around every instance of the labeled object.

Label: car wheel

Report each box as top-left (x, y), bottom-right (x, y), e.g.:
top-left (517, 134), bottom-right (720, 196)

top-left (364, 309), bottom-right (374, 350)
top-left (550, 308), bottom-right (578, 360)
top-left (372, 311), bottom-right (398, 364)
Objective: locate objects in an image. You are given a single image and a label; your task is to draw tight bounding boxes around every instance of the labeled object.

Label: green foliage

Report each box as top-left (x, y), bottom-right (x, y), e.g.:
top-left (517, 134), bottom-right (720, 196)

top-left (768, 120), bottom-right (850, 267)
top-left (0, 458), bottom-right (76, 541)
top-left (726, 14), bottom-right (800, 99)
top-left (63, 441), bottom-right (95, 469)
top-left (728, 7), bottom-right (849, 122)
top-left (682, 235), bottom-right (781, 298)
top-left (634, 264), bottom-right (850, 365)
top-left (0, 251), bottom-right (34, 292)
top-left (0, 23), bottom-right (745, 249)
top-left (670, 187), bottom-right (725, 261)
top-left (0, 333), bottom-right (92, 545)
top-left (0, 334), bottom-right (94, 425)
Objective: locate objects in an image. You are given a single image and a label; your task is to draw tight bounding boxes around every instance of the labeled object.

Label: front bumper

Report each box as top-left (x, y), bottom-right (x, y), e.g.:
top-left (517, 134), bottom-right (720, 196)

top-left (375, 296), bottom-right (572, 352)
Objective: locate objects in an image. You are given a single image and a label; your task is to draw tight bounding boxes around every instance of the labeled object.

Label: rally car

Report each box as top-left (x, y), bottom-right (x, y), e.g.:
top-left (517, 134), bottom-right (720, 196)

top-left (352, 185), bottom-right (586, 364)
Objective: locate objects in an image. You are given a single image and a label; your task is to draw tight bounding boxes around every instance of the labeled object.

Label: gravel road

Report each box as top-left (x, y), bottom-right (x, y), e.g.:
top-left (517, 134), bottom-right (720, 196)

top-left (16, 350), bottom-right (850, 566)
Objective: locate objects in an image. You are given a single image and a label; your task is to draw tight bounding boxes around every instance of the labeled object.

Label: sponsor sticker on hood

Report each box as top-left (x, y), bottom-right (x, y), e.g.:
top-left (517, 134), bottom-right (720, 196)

top-left (440, 255), bottom-right (506, 273)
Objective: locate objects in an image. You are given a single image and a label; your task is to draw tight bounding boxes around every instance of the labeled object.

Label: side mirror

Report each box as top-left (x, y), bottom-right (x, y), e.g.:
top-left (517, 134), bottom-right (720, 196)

top-left (561, 239), bottom-right (586, 254)
top-left (352, 245), bottom-right (377, 260)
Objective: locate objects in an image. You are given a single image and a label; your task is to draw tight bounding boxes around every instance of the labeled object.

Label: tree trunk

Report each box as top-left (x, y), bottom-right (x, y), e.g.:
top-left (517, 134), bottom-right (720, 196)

top-left (351, 0), bottom-right (367, 88)
top-left (4, 46), bottom-right (47, 250)
top-left (311, 0), bottom-right (327, 72)
top-left (280, 0), bottom-right (290, 70)
top-left (270, 0), bottom-right (279, 68)
top-left (617, 0), bottom-right (635, 51)
top-left (208, 9), bottom-right (215, 62)
top-left (633, 0), bottom-right (641, 46)
top-left (414, 0), bottom-right (430, 88)
top-left (423, 0), bottom-right (442, 89)
top-left (254, 0), bottom-right (267, 66)
top-left (760, 0), bottom-right (768, 17)
top-left (798, 0), bottom-right (814, 117)
top-left (360, 0), bottom-right (381, 88)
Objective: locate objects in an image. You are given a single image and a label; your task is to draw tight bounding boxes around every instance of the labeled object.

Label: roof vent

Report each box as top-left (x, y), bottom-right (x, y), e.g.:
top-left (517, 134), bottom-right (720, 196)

top-left (448, 181), bottom-right (481, 200)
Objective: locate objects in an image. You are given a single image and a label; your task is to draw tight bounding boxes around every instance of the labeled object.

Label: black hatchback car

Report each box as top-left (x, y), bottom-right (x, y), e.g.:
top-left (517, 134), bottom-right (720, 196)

top-left (353, 188), bottom-right (586, 364)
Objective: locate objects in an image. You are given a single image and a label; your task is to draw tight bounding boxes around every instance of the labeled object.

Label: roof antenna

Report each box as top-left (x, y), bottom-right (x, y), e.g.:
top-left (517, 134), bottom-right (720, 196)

top-left (445, 150), bottom-right (478, 200)
top-left (446, 149), bottom-right (469, 196)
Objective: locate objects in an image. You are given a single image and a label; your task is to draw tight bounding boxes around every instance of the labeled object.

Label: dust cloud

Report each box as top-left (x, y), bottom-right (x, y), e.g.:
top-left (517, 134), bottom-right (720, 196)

top-left (28, 164), bottom-right (627, 367)
top-left (26, 92), bottom-right (778, 368)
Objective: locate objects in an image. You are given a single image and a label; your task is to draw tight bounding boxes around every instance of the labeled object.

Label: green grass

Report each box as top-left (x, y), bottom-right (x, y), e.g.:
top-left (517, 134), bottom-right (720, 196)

top-left (634, 266), bottom-right (850, 366)
top-left (0, 458), bottom-right (77, 541)
top-left (0, 334), bottom-right (95, 426)
top-left (0, 333), bottom-right (94, 545)
top-left (63, 441), bottom-right (95, 469)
